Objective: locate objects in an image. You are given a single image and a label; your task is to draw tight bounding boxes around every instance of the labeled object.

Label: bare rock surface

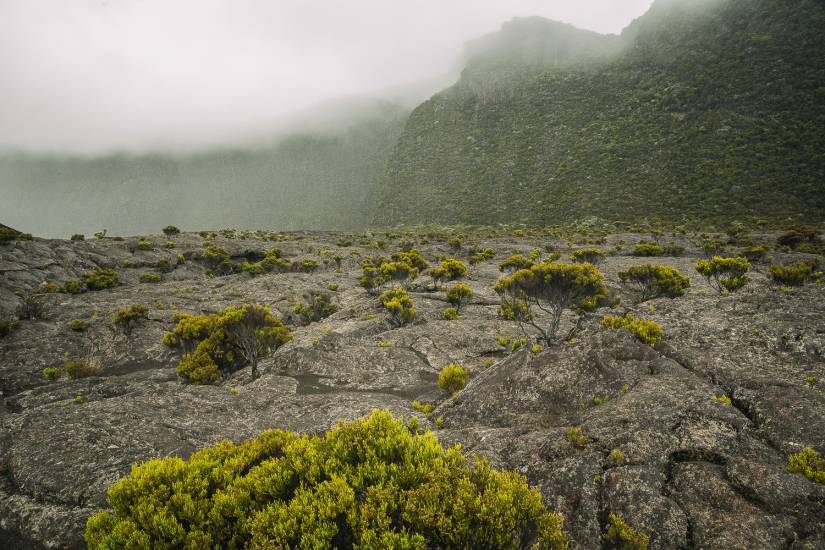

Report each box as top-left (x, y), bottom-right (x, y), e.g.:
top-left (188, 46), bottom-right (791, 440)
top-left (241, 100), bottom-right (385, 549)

top-left (1, 229), bottom-right (823, 548)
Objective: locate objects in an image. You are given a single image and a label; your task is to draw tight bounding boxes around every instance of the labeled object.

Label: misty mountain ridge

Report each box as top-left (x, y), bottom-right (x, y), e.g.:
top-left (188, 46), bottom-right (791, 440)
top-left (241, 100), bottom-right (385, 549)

top-left (2, 0), bottom-right (824, 237)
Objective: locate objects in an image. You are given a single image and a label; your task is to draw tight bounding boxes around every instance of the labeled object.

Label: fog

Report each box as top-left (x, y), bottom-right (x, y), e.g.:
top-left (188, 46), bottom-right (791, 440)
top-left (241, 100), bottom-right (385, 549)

top-left (0, 0), bottom-right (654, 154)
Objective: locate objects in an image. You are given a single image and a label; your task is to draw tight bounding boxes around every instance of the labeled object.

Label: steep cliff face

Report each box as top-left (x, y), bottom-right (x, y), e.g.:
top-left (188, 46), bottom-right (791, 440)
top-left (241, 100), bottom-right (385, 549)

top-left (376, 0), bottom-right (825, 226)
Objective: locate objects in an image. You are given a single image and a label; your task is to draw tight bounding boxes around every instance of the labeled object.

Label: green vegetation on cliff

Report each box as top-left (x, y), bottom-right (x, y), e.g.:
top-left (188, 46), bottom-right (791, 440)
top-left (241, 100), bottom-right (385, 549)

top-left (377, 0), bottom-right (825, 226)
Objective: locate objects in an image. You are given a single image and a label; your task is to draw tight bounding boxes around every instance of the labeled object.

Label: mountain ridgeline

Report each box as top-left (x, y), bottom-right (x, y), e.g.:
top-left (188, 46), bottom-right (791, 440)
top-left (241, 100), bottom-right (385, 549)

top-left (2, 0), bottom-right (824, 236)
top-left (0, 101), bottom-right (408, 237)
top-left (375, 0), bottom-right (825, 226)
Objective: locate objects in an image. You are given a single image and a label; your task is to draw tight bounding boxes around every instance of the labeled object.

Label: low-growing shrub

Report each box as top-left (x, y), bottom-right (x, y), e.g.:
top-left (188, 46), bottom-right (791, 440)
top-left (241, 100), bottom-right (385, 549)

top-left (380, 288), bottom-right (416, 326)
top-left (411, 400), bottom-right (434, 415)
top-left (65, 355), bottom-right (103, 379)
top-left (201, 242), bottom-right (233, 275)
top-left (694, 256), bottom-right (750, 294)
top-left (438, 362), bottom-right (468, 394)
top-left (602, 513), bottom-right (649, 549)
top-left (294, 291), bottom-right (337, 325)
top-left (571, 248), bottom-right (606, 265)
top-left (785, 447), bottom-right (825, 484)
top-left (469, 246), bottom-right (496, 265)
top-left (136, 239), bottom-right (154, 251)
top-left (700, 239), bottom-right (726, 257)
top-left (609, 448), bottom-right (624, 464)
top-left (442, 307), bottom-right (460, 320)
top-left (631, 242), bottom-right (663, 257)
top-left (601, 314), bottom-right (663, 346)
top-left (618, 264), bottom-right (691, 302)
top-left (68, 319), bottom-right (87, 332)
top-left (64, 279), bottom-right (87, 294)
top-left (84, 410), bottom-right (567, 549)
top-left (429, 258), bottom-right (467, 289)
top-left (43, 367), bottom-right (61, 381)
top-left (712, 394), bottom-right (732, 405)
top-left (162, 225), bottom-right (180, 236)
top-left (567, 427), bottom-right (588, 448)
top-left (0, 228), bottom-right (17, 244)
top-left (113, 304), bottom-right (149, 335)
top-left (445, 282), bottom-right (473, 311)
top-left (70, 234), bottom-right (85, 241)
top-left (771, 261), bottom-right (821, 287)
top-left (139, 273), bottom-right (162, 284)
top-left (84, 268), bottom-right (119, 290)
top-left (511, 336), bottom-right (529, 351)
top-left (40, 281), bottom-right (59, 293)
top-left (155, 259), bottom-right (174, 273)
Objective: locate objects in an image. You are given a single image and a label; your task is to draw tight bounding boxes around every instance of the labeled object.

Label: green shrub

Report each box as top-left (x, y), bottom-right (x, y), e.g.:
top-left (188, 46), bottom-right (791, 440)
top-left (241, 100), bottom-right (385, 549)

top-left (700, 239), bottom-right (726, 258)
top-left (511, 336), bottom-right (529, 351)
top-left (429, 258), bottom-right (468, 289)
top-left (297, 259), bottom-right (319, 272)
top-left (164, 241), bottom-right (175, 249)
top-left (712, 394), bottom-right (732, 405)
top-left (84, 410), bottom-right (567, 549)
top-left (65, 356), bottom-right (102, 379)
top-left (442, 307), bottom-right (460, 320)
top-left (359, 257), bottom-right (390, 295)
top-left (155, 259), bottom-right (174, 273)
top-left (571, 248), bottom-right (606, 265)
top-left (661, 241), bottom-right (685, 256)
top-left (499, 255), bottom-right (534, 273)
top-left (68, 319), bottom-right (87, 332)
top-left (0, 320), bottom-right (21, 337)
top-left (609, 448), bottom-right (624, 464)
top-left (239, 261), bottom-right (263, 275)
top-left (139, 273), bottom-right (162, 284)
top-left (439, 363), bottom-right (468, 394)
top-left (494, 262), bottom-right (608, 343)
top-left (601, 314), bottom-right (663, 346)
top-left (411, 400), bottom-right (434, 415)
top-left (631, 242), bottom-right (663, 257)
top-left (162, 225), bottom-right (180, 236)
top-left (601, 513), bottom-right (649, 550)
top-left (17, 233), bottom-right (33, 241)
top-left (168, 304), bottom-right (292, 383)
top-left (694, 256), bottom-right (750, 294)
top-left (201, 242), bottom-right (233, 275)
top-left (469, 246), bottom-right (496, 265)
top-left (380, 288), bottom-right (416, 327)
top-left (770, 261), bottom-right (820, 287)
top-left (113, 304), bottom-right (149, 335)
top-left (15, 294), bottom-right (46, 320)
top-left (176, 254), bottom-right (185, 265)
top-left (567, 427), bottom-right (588, 448)
top-left (137, 239), bottom-right (154, 251)
top-left (294, 291), bottom-right (337, 325)
top-left (0, 228), bottom-right (17, 244)
top-left (70, 234), bottom-right (85, 241)
top-left (618, 264), bottom-right (691, 302)
top-left (43, 367), bottom-right (61, 381)
top-left (40, 281), bottom-right (59, 293)
top-left (64, 279), bottom-right (87, 294)
top-left (84, 268), bottom-right (119, 290)
top-left (741, 245), bottom-right (768, 264)
top-left (445, 282), bottom-right (473, 311)
top-left (778, 227), bottom-right (821, 250)
top-left (785, 448), bottom-right (825, 484)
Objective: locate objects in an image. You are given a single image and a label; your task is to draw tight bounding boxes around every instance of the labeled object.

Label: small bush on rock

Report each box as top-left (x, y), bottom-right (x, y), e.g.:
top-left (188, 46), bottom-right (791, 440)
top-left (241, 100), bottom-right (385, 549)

top-left (70, 234), bottom-right (85, 241)
top-left (69, 319), bottom-right (87, 332)
top-left (162, 225), bottom-right (180, 236)
top-left (771, 261), bottom-right (821, 287)
top-left (601, 314), bottom-right (663, 346)
top-left (0, 320), bottom-right (21, 337)
top-left (0, 228), bottom-right (17, 244)
top-left (439, 363), bottom-right (468, 394)
top-left (601, 513), bottom-right (649, 550)
top-left (84, 268), bottom-right (119, 290)
top-left (631, 242), bottom-right (663, 257)
top-left (786, 448), bottom-right (825, 484)
top-left (113, 304), bottom-right (149, 335)
top-left (380, 288), bottom-right (416, 327)
top-left (618, 264), bottom-right (691, 302)
top-left (43, 367), bottom-right (61, 381)
top-left (64, 279), bottom-right (87, 294)
top-left (65, 356), bottom-right (102, 379)
top-left (294, 291), bottom-right (337, 325)
top-left (445, 282), bottom-right (473, 312)
top-left (499, 255), bottom-right (535, 273)
top-left (84, 410), bottom-right (567, 549)
top-left (139, 273), bottom-right (162, 284)
top-left (442, 307), bottom-right (460, 320)
top-left (571, 248), bottom-right (606, 265)
top-left (694, 256), bottom-right (750, 294)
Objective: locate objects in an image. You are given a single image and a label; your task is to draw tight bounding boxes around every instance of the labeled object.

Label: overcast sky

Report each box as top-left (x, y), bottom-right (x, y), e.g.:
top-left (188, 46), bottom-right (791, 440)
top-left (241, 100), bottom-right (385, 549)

top-left (0, 0), bottom-right (654, 154)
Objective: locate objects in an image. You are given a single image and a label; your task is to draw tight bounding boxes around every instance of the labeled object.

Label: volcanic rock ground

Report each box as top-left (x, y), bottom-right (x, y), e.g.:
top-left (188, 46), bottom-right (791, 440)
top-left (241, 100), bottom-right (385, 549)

top-left (1, 229), bottom-right (823, 549)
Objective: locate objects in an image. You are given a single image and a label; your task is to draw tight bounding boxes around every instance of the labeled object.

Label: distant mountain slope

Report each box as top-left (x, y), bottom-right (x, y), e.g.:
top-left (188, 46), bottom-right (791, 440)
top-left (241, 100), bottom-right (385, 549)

top-left (376, 0), bottom-right (825, 226)
top-left (0, 100), bottom-right (408, 237)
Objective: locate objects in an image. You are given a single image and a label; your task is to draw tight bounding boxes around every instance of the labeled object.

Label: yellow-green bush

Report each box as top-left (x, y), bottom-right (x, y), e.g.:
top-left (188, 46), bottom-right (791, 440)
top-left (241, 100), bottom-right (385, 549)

top-left (571, 248), bottom-right (606, 265)
top-left (113, 304), bottom-right (149, 335)
top-left (601, 314), bottom-right (663, 346)
top-left (438, 363), bottom-right (468, 394)
top-left (631, 242), bottom-right (663, 257)
top-left (83, 268), bottom-right (119, 290)
top-left (786, 448), bottom-right (825, 484)
top-left (601, 513), bottom-right (649, 549)
top-left (469, 246), bottom-right (496, 265)
top-left (84, 411), bottom-right (566, 549)
top-left (694, 256), bottom-right (751, 294)
top-left (294, 291), bottom-right (337, 325)
top-left (442, 307), bottom-right (460, 320)
top-left (380, 288), bottom-right (416, 327)
top-left (499, 255), bottom-right (535, 273)
top-left (64, 279), bottom-right (87, 294)
top-left (771, 261), bottom-right (820, 287)
top-left (445, 282), bottom-right (473, 311)
top-left (618, 264), bottom-right (691, 302)
top-left (138, 272), bottom-right (162, 284)
top-left (65, 356), bottom-right (103, 379)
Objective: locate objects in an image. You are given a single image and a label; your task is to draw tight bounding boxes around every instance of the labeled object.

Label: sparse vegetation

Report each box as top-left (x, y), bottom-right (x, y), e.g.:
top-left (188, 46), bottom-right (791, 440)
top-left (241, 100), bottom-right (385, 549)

top-left (602, 513), bottom-right (649, 550)
top-left (294, 291), bottom-right (337, 325)
top-left (438, 362), bottom-right (468, 394)
top-left (786, 448), bottom-right (825, 484)
top-left (445, 282), bottom-right (473, 311)
top-left (0, 320), bottom-right (21, 337)
top-left (694, 256), bottom-right (750, 294)
top-left (571, 247), bottom-right (606, 265)
top-left (380, 287), bottom-right (416, 327)
top-left (113, 304), bottom-right (149, 335)
top-left (138, 272), bottom-right (162, 283)
top-left (601, 314), bottom-right (663, 346)
top-left (771, 260), bottom-right (821, 287)
top-left (84, 268), bottom-right (119, 290)
top-left (618, 264), bottom-right (691, 302)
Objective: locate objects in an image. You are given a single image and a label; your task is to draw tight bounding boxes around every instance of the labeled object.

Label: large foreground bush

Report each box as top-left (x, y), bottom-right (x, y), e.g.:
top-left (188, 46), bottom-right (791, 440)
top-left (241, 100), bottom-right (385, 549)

top-left (85, 410), bottom-right (567, 549)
